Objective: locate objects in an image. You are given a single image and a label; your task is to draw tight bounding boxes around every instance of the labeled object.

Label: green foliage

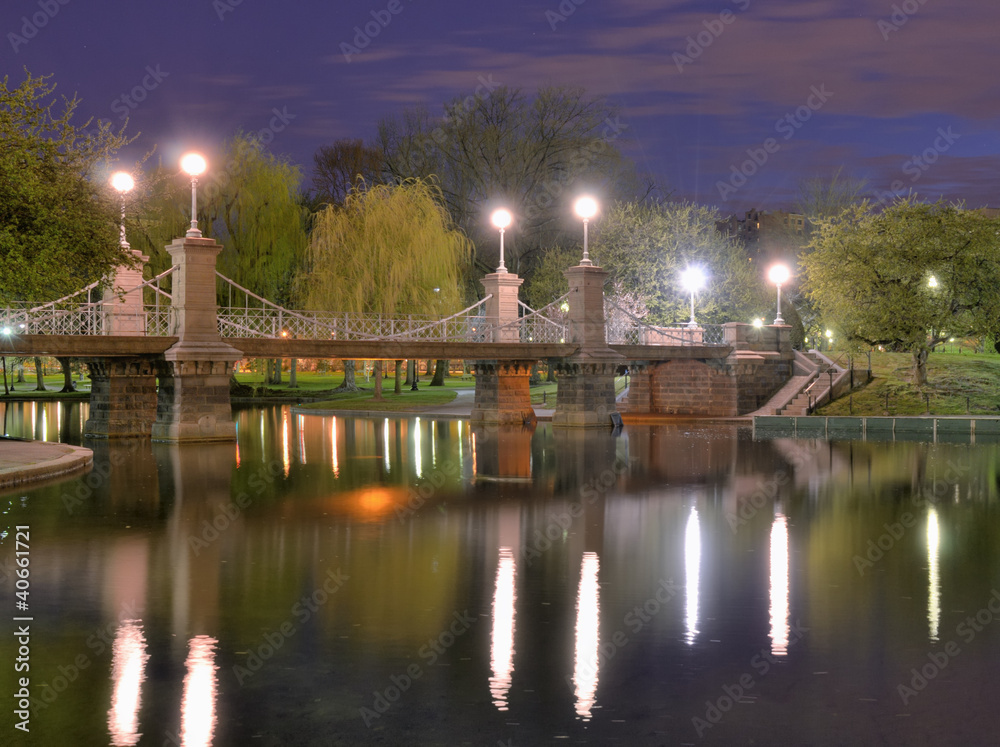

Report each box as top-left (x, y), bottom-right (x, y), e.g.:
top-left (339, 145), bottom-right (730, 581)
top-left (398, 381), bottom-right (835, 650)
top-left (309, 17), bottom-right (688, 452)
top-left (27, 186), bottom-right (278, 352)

top-left (0, 71), bottom-right (134, 301)
top-left (299, 178), bottom-right (472, 316)
top-left (588, 201), bottom-right (769, 324)
top-left (801, 199), bottom-right (1000, 383)
top-left (523, 245), bottom-right (578, 308)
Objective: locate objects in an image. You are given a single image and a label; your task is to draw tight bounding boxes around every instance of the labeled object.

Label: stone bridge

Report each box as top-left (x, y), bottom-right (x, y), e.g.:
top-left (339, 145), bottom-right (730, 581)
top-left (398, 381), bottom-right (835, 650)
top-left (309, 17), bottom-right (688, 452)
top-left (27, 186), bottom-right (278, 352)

top-left (1, 236), bottom-right (793, 440)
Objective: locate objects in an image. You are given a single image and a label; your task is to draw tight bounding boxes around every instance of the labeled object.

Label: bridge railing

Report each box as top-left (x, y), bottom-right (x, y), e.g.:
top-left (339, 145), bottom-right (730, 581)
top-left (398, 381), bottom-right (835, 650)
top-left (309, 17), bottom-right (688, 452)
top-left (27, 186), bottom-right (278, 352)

top-left (605, 300), bottom-right (726, 346)
top-left (1, 269), bottom-right (176, 336)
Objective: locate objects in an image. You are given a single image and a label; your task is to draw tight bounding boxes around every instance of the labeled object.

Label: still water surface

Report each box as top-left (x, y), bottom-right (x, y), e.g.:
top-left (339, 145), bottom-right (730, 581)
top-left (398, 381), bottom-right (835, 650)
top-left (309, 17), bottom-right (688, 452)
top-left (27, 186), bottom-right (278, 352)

top-left (2, 401), bottom-right (1000, 746)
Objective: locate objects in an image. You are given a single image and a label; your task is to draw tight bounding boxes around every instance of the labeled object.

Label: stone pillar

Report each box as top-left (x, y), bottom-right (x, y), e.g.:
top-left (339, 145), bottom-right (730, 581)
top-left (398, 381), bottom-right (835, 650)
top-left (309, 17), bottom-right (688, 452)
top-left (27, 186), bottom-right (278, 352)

top-left (553, 263), bottom-right (623, 428)
top-left (84, 358), bottom-right (158, 438)
top-left (551, 359), bottom-right (620, 428)
top-left (480, 272), bottom-right (524, 342)
top-left (152, 236), bottom-right (242, 442)
top-left (470, 360), bottom-right (537, 426)
top-left (103, 249), bottom-right (149, 335)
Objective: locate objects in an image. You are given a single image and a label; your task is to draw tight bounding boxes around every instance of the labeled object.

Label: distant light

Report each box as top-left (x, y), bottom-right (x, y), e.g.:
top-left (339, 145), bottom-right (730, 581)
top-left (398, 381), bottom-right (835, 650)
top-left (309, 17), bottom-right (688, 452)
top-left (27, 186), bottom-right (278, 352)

top-left (949, 337), bottom-right (955, 342)
top-left (1, 327), bottom-right (11, 335)
top-left (680, 266), bottom-right (707, 293)
top-left (825, 329), bottom-right (833, 339)
top-left (753, 318), bottom-right (764, 328)
top-left (180, 153), bottom-right (207, 176)
top-left (110, 171), bottom-right (134, 193)
top-left (928, 275), bottom-right (939, 288)
top-left (768, 264), bottom-right (791, 286)
top-left (574, 196), bottom-right (598, 220)
top-left (491, 209), bottom-right (512, 230)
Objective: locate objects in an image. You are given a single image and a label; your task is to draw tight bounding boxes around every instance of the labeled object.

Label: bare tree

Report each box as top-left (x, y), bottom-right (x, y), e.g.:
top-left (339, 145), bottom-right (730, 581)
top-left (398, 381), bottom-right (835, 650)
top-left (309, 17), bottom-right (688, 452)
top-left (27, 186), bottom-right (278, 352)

top-left (312, 139), bottom-right (385, 207)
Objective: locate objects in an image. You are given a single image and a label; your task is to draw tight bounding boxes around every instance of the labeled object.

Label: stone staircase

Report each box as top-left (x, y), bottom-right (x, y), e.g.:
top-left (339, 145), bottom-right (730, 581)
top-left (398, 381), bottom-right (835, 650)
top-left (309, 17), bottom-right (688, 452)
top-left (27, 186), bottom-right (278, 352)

top-left (749, 350), bottom-right (847, 417)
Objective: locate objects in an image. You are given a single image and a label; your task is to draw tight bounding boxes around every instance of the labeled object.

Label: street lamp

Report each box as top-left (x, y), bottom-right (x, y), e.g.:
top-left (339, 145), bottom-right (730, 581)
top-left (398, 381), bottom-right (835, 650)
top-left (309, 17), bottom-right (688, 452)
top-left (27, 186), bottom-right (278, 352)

top-left (928, 275), bottom-right (939, 289)
top-left (110, 171), bottom-right (134, 249)
top-left (679, 266), bottom-right (707, 328)
top-left (573, 196), bottom-right (598, 266)
top-left (490, 208), bottom-right (512, 274)
top-left (180, 153), bottom-right (207, 238)
top-left (767, 263), bottom-right (791, 325)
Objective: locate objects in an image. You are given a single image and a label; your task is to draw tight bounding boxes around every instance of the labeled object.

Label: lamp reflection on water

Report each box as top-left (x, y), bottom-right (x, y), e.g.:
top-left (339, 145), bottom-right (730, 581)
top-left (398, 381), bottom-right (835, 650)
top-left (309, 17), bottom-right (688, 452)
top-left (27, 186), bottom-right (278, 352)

top-left (107, 620), bottom-right (149, 746)
top-left (414, 417), bottom-right (422, 479)
top-left (573, 552), bottom-right (600, 720)
top-left (685, 507), bottom-right (701, 645)
top-left (490, 547), bottom-right (517, 710)
top-left (181, 635), bottom-right (218, 747)
top-left (331, 416), bottom-right (339, 477)
top-left (769, 511), bottom-right (790, 656)
top-left (282, 410), bottom-right (290, 477)
top-left (927, 507), bottom-right (941, 642)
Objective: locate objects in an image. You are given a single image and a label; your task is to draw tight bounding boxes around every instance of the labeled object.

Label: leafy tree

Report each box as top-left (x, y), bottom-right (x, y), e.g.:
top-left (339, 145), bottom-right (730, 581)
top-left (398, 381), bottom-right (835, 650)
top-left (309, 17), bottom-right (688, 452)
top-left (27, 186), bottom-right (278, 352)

top-left (801, 199), bottom-right (1000, 384)
top-left (585, 201), bottom-right (768, 325)
top-left (0, 71), bottom-right (134, 302)
top-left (377, 85), bottom-right (645, 280)
top-left (298, 178), bottom-right (472, 397)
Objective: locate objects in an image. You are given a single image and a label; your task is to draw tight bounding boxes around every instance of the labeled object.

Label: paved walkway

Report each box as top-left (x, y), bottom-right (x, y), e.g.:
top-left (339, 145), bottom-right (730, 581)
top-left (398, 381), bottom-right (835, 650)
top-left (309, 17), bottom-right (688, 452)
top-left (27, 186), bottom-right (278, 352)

top-left (0, 438), bottom-right (93, 489)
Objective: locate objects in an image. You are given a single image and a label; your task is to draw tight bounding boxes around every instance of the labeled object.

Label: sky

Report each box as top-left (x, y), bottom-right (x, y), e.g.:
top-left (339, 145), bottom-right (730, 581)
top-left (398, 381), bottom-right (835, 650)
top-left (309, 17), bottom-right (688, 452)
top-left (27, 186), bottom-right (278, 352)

top-left (4, 0), bottom-right (999, 215)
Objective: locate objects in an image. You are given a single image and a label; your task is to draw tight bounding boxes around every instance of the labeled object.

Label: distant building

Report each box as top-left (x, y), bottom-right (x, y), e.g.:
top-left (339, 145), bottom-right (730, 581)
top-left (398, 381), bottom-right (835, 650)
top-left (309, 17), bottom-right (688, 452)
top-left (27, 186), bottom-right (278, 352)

top-left (716, 209), bottom-right (806, 262)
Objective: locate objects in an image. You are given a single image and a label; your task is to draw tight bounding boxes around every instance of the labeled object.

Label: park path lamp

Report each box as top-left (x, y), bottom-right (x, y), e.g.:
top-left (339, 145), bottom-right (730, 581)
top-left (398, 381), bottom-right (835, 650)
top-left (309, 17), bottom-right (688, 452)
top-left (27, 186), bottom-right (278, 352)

top-left (928, 275), bottom-right (939, 289)
top-left (1, 326), bottom-right (10, 396)
top-left (180, 153), bottom-right (207, 238)
top-left (110, 171), bottom-right (135, 249)
top-left (573, 196), bottom-right (598, 266)
top-left (490, 209), bottom-right (512, 274)
top-left (767, 263), bottom-right (791, 325)
top-left (679, 266), bottom-right (707, 328)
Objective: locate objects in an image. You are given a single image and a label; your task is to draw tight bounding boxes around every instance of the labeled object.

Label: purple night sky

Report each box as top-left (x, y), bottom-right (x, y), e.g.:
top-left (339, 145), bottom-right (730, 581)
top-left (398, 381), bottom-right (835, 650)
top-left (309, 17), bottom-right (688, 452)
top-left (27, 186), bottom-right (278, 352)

top-left (4, 0), bottom-right (999, 213)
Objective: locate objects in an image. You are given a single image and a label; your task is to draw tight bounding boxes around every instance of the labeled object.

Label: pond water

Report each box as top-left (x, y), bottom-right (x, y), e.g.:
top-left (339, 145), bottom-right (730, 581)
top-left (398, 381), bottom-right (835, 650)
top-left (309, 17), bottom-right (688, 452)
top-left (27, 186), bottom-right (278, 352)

top-left (2, 401), bottom-right (1000, 746)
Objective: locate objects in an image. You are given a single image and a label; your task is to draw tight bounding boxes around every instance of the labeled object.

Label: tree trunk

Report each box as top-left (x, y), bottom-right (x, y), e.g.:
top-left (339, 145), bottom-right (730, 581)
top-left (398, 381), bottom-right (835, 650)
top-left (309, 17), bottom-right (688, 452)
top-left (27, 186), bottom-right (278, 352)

top-left (912, 348), bottom-right (929, 386)
top-left (34, 357), bottom-right (46, 391)
top-left (430, 359), bottom-right (447, 386)
top-left (289, 358), bottom-right (298, 388)
top-left (15, 359), bottom-right (25, 384)
top-left (426, 359), bottom-right (434, 375)
top-left (57, 357), bottom-right (75, 393)
top-left (373, 360), bottom-right (384, 400)
top-left (394, 360), bottom-right (402, 394)
top-left (268, 358), bottom-right (283, 385)
top-left (546, 360), bottom-right (556, 382)
top-left (335, 360), bottom-right (361, 392)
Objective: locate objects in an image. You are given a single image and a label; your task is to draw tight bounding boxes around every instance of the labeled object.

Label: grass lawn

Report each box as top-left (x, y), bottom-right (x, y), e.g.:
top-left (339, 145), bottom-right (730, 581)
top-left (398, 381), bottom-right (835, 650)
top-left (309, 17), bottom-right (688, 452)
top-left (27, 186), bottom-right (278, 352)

top-left (297, 388), bottom-right (458, 411)
top-left (0, 372), bottom-right (90, 399)
top-left (815, 349), bottom-right (1000, 416)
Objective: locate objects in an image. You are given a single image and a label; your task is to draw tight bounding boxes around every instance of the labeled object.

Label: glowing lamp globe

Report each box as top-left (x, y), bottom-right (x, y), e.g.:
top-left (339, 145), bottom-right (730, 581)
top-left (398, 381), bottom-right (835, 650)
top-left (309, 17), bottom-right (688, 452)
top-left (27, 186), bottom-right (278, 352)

top-left (180, 153), bottom-right (207, 176)
top-left (491, 209), bottom-right (512, 230)
top-left (110, 172), bottom-right (134, 193)
top-left (574, 196), bottom-right (598, 220)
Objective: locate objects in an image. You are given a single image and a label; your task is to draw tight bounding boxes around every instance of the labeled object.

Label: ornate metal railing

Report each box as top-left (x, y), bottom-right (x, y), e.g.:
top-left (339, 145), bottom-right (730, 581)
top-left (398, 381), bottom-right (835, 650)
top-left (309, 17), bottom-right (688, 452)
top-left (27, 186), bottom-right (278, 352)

top-left (604, 300), bottom-right (726, 346)
top-left (0, 268), bottom-right (175, 336)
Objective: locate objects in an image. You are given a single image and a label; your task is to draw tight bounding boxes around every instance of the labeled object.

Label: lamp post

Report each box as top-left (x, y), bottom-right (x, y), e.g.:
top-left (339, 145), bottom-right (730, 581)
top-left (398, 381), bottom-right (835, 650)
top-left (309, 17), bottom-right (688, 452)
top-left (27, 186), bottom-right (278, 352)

top-left (573, 196), bottom-right (598, 266)
top-left (679, 266), bottom-right (706, 328)
top-left (1, 327), bottom-right (10, 396)
top-left (110, 171), bottom-right (134, 249)
top-left (180, 153), bottom-right (207, 238)
top-left (767, 263), bottom-right (791, 325)
top-left (490, 209), bottom-right (512, 273)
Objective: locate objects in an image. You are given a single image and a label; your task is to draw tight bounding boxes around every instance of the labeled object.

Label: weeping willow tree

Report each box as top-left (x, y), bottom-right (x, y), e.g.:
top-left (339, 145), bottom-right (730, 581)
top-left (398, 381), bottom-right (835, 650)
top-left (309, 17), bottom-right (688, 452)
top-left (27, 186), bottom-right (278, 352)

top-left (299, 178), bottom-right (472, 397)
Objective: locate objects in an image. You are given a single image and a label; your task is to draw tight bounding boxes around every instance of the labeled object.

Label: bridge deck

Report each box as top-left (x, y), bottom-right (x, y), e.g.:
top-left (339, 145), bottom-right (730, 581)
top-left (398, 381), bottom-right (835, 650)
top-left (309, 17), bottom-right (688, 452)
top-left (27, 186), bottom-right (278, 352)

top-left (1, 335), bottom-right (732, 362)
